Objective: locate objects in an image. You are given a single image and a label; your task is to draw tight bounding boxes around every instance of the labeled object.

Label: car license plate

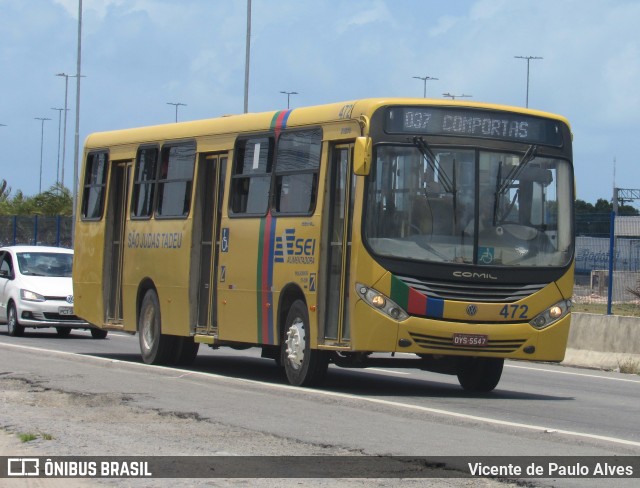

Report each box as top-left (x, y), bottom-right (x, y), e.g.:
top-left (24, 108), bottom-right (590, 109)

top-left (59, 306), bottom-right (74, 316)
top-left (452, 333), bottom-right (488, 347)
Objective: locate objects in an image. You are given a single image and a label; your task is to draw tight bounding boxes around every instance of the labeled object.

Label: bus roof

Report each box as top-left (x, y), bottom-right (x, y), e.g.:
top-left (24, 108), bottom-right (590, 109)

top-left (83, 97), bottom-right (571, 150)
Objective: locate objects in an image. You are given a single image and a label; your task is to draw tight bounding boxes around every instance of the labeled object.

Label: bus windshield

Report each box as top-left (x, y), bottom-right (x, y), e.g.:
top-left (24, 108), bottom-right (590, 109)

top-left (364, 145), bottom-right (573, 268)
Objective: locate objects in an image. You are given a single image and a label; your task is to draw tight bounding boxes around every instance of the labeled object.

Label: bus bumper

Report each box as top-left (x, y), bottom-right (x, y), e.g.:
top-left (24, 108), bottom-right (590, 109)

top-left (351, 301), bottom-right (571, 362)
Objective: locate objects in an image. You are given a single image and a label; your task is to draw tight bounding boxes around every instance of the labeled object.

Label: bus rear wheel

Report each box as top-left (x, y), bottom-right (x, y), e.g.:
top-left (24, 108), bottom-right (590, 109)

top-left (172, 337), bottom-right (200, 366)
top-left (138, 289), bottom-right (175, 365)
top-left (282, 300), bottom-right (328, 387)
top-left (456, 357), bottom-right (504, 392)
top-left (90, 328), bottom-right (108, 339)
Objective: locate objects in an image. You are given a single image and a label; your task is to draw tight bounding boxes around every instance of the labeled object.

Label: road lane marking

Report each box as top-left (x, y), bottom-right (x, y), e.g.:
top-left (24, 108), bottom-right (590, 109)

top-left (2, 341), bottom-right (640, 448)
top-left (506, 363), bottom-right (640, 383)
top-left (361, 368), bottom-right (411, 375)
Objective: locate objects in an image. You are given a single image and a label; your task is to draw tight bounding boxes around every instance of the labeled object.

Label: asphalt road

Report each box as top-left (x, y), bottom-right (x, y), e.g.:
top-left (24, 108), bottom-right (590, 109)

top-left (1, 327), bottom-right (639, 487)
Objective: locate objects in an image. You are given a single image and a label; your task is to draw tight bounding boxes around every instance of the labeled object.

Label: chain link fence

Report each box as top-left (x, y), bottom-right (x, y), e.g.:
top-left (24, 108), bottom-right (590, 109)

top-left (0, 216), bottom-right (73, 248)
top-left (2, 213), bottom-right (639, 315)
top-left (574, 213), bottom-right (640, 316)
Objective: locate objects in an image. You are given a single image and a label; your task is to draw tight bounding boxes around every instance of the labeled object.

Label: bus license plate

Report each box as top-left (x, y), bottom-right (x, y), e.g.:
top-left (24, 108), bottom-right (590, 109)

top-left (452, 333), bottom-right (488, 347)
top-left (59, 307), bottom-right (74, 316)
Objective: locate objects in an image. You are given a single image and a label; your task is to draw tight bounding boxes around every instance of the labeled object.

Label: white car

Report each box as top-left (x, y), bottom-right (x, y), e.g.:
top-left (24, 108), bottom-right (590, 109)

top-left (0, 245), bottom-right (107, 338)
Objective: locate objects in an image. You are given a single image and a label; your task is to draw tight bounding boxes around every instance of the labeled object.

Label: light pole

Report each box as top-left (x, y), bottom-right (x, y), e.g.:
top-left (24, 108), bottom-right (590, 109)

top-left (51, 108), bottom-right (65, 189)
top-left (244, 0), bottom-right (252, 113)
top-left (514, 55), bottom-right (542, 108)
top-left (280, 91), bottom-right (298, 109)
top-left (412, 75), bottom-right (438, 98)
top-left (72, 0), bottom-right (84, 245)
top-left (166, 102), bottom-right (187, 122)
top-left (56, 72), bottom-right (72, 189)
top-left (35, 117), bottom-right (51, 194)
top-left (442, 93), bottom-right (472, 100)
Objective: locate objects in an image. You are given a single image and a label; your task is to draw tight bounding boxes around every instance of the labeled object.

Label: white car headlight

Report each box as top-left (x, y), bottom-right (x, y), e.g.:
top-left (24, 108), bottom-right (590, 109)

top-left (20, 289), bottom-right (46, 302)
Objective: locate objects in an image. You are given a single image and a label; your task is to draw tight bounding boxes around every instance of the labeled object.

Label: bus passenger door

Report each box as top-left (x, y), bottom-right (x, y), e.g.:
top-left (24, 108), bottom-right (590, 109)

top-left (105, 161), bottom-right (131, 324)
top-left (322, 144), bottom-right (355, 343)
top-left (195, 153), bottom-right (227, 335)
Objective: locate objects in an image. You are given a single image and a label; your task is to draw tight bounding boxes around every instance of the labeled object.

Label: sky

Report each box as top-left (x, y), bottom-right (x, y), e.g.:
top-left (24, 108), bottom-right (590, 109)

top-left (1, 0), bottom-right (638, 208)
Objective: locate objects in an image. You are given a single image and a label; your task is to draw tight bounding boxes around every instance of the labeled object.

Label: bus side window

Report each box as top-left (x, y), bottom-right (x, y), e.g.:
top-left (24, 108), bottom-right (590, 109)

top-left (156, 142), bottom-right (196, 218)
top-left (81, 151), bottom-right (109, 220)
top-left (132, 146), bottom-right (159, 218)
top-left (273, 128), bottom-right (322, 215)
top-left (230, 137), bottom-right (273, 216)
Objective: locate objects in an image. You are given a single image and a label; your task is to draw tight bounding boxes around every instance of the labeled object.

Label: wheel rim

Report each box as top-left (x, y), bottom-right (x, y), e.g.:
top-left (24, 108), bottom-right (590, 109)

top-left (285, 317), bottom-right (305, 371)
top-left (140, 305), bottom-right (156, 352)
top-left (8, 307), bottom-right (16, 332)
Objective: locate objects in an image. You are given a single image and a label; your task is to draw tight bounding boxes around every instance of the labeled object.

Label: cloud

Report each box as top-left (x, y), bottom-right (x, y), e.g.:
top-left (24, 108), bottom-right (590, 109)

top-left (336, 0), bottom-right (394, 33)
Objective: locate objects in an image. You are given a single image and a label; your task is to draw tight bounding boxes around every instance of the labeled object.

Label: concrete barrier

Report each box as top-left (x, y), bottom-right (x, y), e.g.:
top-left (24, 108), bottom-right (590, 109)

top-left (563, 312), bottom-right (640, 371)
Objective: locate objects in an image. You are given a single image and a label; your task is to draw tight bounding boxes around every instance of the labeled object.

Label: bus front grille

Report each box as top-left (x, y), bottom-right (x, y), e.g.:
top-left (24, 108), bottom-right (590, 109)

top-left (397, 275), bottom-right (546, 303)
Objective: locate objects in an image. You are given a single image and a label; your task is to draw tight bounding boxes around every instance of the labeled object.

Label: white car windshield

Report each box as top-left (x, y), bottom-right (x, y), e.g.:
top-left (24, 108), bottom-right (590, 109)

top-left (17, 252), bottom-right (73, 277)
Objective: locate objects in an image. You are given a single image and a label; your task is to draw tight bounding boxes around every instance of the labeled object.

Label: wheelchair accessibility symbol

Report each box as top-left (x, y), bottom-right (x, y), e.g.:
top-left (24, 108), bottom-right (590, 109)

top-left (478, 246), bottom-right (494, 264)
top-left (221, 228), bottom-right (229, 253)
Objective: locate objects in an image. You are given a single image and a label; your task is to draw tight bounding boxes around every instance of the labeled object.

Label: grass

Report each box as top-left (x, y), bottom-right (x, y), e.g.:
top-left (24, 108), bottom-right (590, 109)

top-left (18, 432), bottom-right (54, 443)
top-left (618, 358), bottom-right (640, 375)
top-left (18, 433), bottom-right (38, 443)
top-left (571, 302), bottom-right (640, 317)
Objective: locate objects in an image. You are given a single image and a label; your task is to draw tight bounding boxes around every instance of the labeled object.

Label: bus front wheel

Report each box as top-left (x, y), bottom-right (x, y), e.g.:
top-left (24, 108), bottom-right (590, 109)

top-left (138, 289), bottom-right (175, 365)
top-left (456, 357), bottom-right (504, 392)
top-left (282, 300), bottom-right (328, 387)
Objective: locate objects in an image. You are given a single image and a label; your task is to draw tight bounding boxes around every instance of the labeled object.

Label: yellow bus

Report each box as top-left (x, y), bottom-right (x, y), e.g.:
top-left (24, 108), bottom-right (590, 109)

top-left (73, 98), bottom-right (574, 392)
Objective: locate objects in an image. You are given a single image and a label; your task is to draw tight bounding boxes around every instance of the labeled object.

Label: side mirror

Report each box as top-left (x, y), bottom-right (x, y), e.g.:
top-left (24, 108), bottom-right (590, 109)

top-left (353, 136), bottom-right (372, 176)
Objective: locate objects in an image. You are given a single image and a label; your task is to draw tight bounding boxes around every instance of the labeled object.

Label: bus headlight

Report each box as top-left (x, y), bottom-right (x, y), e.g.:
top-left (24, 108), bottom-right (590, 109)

top-left (356, 283), bottom-right (409, 321)
top-left (529, 299), bottom-right (572, 330)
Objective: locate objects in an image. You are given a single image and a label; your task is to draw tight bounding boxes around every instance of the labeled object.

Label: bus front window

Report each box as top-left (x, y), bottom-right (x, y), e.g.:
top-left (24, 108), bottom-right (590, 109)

top-left (364, 145), bottom-right (573, 268)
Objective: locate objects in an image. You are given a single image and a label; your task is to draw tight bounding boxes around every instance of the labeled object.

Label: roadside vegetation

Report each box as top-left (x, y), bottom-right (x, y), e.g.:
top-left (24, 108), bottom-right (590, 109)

top-left (0, 179), bottom-right (72, 216)
top-left (18, 432), bottom-right (53, 443)
top-left (572, 302), bottom-right (640, 317)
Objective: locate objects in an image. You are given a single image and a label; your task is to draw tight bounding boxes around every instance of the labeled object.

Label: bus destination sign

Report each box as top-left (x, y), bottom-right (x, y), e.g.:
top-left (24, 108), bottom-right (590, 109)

top-left (386, 106), bottom-right (563, 146)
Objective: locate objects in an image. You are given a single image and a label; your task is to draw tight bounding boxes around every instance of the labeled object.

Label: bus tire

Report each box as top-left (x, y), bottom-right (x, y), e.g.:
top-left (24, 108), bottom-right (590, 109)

top-left (172, 337), bottom-right (200, 366)
top-left (7, 303), bottom-right (25, 337)
top-left (90, 328), bottom-right (108, 339)
top-left (282, 300), bottom-right (328, 387)
top-left (456, 357), bottom-right (504, 392)
top-left (138, 289), bottom-right (175, 365)
top-left (56, 327), bottom-right (72, 338)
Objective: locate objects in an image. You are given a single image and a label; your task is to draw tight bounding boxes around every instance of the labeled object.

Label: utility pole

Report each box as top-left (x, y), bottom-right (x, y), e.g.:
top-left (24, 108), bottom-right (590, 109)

top-left (72, 0), bottom-right (83, 244)
top-left (412, 75), bottom-right (438, 98)
top-left (442, 93), bottom-right (472, 100)
top-left (244, 0), bottom-right (252, 113)
top-left (166, 102), bottom-right (187, 122)
top-left (51, 107), bottom-right (65, 189)
top-left (514, 55), bottom-right (543, 108)
top-left (35, 117), bottom-right (52, 193)
top-left (280, 91), bottom-right (298, 109)
top-left (56, 72), bottom-right (83, 189)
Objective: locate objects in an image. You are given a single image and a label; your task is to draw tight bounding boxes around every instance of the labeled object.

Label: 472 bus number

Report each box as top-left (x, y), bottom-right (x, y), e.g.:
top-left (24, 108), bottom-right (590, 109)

top-left (499, 304), bottom-right (529, 319)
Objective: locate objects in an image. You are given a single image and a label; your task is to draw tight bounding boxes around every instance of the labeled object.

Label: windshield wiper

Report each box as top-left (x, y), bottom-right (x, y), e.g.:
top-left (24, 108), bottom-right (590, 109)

top-left (411, 136), bottom-right (455, 194)
top-left (497, 144), bottom-right (538, 195)
top-left (493, 145), bottom-right (538, 226)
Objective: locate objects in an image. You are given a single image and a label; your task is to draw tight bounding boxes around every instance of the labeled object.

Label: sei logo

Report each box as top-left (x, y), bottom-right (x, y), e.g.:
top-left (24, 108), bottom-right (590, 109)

top-left (274, 228), bottom-right (316, 264)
